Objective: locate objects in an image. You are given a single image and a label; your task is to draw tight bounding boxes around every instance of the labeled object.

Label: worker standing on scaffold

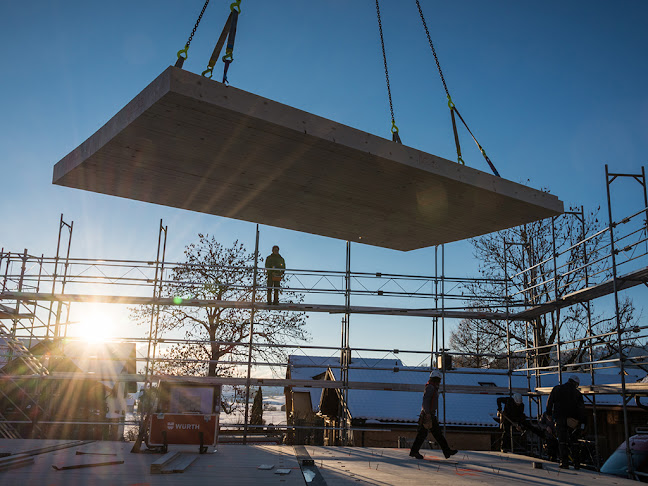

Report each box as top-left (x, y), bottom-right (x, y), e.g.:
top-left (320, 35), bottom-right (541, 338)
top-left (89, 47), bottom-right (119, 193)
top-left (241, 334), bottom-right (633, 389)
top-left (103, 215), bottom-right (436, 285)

top-left (546, 375), bottom-right (585, 469)
top-left (265, 245), bottom-right (285, 305)
top-left (409, 369), bottom-right (458, 460)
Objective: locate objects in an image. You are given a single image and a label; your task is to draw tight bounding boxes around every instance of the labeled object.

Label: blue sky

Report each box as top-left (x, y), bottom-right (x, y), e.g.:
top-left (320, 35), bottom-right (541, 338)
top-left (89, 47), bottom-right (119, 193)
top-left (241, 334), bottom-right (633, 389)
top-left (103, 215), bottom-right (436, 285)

top-left (1, 1), bottom-right (647, 361)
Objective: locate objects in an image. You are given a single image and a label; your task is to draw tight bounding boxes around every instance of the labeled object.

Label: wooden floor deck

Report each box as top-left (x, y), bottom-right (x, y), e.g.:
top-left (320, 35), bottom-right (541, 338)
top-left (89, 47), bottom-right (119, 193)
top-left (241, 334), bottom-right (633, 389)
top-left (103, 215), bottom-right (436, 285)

top-left (0, 439), bottom-right (636, 485)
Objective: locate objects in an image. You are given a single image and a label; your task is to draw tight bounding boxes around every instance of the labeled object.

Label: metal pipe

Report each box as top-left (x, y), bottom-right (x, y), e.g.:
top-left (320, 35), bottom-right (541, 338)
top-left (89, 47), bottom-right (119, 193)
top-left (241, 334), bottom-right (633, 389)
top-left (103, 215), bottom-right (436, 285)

top-left (606, 164), bottom-right (633, 478)
top-left (243, 224), bottom-right (260, 445)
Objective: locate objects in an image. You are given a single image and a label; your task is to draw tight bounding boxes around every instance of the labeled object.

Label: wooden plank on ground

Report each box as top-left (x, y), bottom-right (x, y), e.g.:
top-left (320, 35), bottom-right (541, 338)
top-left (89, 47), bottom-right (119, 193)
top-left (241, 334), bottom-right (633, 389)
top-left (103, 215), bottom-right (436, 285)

top-left (150, 451), bottom-right (180, 474)
top-left (52, 66), bottom-right (562, 251)
top-left (161, 453), bottom-right (198, 473)
top-left (51, 459), bottom-right (124, 470)
top-left (0, 455), bottom-right (34, 471)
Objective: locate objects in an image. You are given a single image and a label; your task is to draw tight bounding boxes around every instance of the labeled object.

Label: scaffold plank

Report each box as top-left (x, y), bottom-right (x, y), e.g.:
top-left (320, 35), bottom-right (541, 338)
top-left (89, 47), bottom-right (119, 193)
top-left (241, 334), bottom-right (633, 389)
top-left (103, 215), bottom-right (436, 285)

top-left (0, 373), bottom-right (528, 395)
top-left (52, 66), bottom-right (563, 251)
top-left (512, 265), bottom-right (648, 320)
top-left (0, 304), bottom-right (33, 320)
top-left (535, 382), bottom-right (648, 395)
top-left (0, 291), bottom-right (516, 320)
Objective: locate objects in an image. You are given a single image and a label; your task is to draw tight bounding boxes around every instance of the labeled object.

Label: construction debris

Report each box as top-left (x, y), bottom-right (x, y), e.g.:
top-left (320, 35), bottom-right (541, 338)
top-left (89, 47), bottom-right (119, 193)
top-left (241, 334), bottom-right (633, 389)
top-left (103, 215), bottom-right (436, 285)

top-left (0, 455), bottom-right (34, 472)
top-left (150, 451), bottom-right (180, 474)
top-left (150, 451), bottom-right (198, 474)
top-left (51, 459), bottom-right (124, 470)
top-left (161, 453), bottom-right (198, 474)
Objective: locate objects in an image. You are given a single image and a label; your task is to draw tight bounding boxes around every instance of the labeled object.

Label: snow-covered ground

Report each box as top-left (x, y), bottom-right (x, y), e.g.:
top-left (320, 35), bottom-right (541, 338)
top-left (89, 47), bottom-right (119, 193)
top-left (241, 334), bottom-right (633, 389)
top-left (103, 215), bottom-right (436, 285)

top-left (219, 392), bottom-right (287, 426)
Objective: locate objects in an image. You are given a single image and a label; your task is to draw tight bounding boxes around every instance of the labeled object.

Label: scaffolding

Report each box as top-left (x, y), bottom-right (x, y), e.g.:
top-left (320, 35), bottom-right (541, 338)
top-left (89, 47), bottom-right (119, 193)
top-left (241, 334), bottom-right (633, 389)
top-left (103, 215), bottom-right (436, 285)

top-left (1, 165), bottom-right (647, 478)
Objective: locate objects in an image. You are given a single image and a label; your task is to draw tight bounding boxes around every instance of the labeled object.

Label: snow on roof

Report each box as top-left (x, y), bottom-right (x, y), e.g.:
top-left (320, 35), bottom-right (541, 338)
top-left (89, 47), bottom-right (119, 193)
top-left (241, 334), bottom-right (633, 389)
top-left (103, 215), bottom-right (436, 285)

top-left (328, 366), bottom-right (647, 427)
top-left (327, 367), bottom-right (513, 427)
top-left (287, 355), bottom-right (403, 412)
top-left (288, 356), bottom-right (647, 427)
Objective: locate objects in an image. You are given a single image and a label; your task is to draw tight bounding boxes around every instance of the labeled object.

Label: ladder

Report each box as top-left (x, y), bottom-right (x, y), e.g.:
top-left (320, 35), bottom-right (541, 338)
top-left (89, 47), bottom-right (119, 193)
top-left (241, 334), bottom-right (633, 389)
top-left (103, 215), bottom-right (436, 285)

top-left (0, 411), bottom-right (20, 439)
top-left (0, 321), bottom-right (49, 438)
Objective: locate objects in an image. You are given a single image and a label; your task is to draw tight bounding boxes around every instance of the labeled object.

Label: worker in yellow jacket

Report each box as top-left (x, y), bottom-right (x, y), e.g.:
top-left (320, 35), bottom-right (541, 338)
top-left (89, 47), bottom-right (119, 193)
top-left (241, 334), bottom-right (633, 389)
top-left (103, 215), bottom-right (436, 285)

top-left (265, 245), bottom-right (285, 305)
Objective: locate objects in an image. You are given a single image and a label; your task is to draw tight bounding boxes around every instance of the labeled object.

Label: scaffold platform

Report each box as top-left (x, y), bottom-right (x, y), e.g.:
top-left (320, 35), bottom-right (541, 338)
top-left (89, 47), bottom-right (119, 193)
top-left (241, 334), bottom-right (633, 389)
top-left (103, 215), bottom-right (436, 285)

top-left (0, 291), bottom-right (517, 320)
top-left (0, 373), bottom-right (528, 395)
top-left (511, 266), bottom-right (648, 320)
top-left (0, 303), bottom-right (33, 320)
top-left (535, 382), bottom-right (648, 396)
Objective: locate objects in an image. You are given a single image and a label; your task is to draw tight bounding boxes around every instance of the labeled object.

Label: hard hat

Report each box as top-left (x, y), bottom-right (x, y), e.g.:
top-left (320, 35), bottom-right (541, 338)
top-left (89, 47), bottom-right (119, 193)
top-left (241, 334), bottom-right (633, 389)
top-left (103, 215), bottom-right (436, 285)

top-left (513, 393), bottom-right (523, 405)
top-left (429, 369), bottom-right (442, 380)
top-left (568, 375), bottom-right (580, 386)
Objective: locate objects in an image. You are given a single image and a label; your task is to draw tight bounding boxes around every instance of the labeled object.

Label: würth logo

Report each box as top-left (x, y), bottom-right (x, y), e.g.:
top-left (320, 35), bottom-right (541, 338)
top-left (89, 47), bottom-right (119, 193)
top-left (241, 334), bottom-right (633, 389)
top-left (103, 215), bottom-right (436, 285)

top-left (174, 423), bottom-right (200, 430)
top-left (167, 422), bottom-right (175, 430)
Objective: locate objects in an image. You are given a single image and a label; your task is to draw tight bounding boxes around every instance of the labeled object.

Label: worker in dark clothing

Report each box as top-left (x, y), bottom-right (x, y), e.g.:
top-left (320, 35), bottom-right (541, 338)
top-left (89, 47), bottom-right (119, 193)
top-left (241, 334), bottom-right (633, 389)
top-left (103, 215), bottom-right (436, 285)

top-left (539, 412), bottom-right (559, 461)
top-left (497, 393), bottom-right (525, 452)
top-left (265, 245), bottom-right (285, 305)
top-left (497, 393), bottom-right (545, 452)
top-left (496, 393), bottom-right (545, 453)
top-left (409, 369), bottom-right (458, 460)
top-left (546, 375), bottom-right (586, 469)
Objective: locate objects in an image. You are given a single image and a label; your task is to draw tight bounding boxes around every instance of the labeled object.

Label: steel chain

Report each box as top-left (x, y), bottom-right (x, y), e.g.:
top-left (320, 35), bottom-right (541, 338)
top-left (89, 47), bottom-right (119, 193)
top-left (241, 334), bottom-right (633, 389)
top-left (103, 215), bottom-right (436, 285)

top-left (185, 0), bottom-right (211, 48)
top-left (415, 0), bottom-right (450, 99)
top-left (375, 0), bottom-right (396, 124)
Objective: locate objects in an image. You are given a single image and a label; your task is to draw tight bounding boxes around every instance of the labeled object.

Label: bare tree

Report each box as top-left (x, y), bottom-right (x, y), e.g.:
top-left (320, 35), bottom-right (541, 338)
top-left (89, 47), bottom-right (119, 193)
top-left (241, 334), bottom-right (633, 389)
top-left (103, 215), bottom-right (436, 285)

top-left (131, 235), bottom-right (309, 410)
top-left (451, 204), bottom-right (641, 370)
top-left (450, 316), bottom-right (506, 368)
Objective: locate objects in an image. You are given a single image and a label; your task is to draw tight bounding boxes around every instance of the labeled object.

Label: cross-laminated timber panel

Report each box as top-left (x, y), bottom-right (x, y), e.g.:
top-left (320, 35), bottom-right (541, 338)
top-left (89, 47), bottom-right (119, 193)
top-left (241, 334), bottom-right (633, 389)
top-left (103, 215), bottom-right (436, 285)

top-left (52, 66), bottom-right (563, 251)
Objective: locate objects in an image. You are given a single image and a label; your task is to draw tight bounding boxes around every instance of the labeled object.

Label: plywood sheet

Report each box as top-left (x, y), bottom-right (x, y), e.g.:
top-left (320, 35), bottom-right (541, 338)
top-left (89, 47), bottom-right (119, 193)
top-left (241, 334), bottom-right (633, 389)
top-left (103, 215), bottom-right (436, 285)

top-left (52, 66), bottom-right (563, 250)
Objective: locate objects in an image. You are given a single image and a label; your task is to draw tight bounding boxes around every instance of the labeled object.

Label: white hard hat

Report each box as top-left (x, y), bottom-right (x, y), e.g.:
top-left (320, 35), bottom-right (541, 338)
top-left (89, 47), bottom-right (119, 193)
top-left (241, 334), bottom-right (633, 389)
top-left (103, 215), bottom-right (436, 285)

top-left (429, 369), bottom-right (442, 380)
top-left (568, 375), bottom-right (580, 386)
top-left (513, 393), bottom-right (523, 405)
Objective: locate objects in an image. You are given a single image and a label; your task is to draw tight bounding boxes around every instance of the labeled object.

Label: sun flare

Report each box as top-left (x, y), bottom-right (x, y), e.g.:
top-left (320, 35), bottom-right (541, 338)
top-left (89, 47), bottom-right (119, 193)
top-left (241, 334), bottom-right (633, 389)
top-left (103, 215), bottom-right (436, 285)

top-left (73, 308), bottom-right (116, 343)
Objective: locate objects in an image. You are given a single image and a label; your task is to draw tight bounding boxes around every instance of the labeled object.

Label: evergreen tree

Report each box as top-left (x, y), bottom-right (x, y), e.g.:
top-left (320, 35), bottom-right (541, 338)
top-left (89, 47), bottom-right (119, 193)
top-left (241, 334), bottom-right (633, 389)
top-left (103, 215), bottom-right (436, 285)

top-left (250, 387), bottom-right (264, 426)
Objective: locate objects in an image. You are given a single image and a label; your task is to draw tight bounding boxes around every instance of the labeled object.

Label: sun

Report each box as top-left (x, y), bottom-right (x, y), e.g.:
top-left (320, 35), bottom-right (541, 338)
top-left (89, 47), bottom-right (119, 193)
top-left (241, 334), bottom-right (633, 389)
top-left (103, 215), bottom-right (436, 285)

top-left (72, 306), bottom-right (116, 343)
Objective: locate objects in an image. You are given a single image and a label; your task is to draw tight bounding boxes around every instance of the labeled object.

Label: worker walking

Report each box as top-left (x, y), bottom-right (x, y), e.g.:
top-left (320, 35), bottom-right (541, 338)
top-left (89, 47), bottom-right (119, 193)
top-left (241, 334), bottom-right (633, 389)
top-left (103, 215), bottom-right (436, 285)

top-left (265, 245), bottom-right (285, 305)
top-left (546, 375), bottom-right (585, 469)
top-left (409, 369), bottom-right (458, 460)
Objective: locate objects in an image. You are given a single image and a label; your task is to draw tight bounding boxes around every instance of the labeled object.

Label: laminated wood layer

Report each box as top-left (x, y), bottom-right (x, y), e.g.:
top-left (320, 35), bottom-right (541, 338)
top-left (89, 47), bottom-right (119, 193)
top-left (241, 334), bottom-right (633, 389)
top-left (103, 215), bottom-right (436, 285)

top-left (53, 67), bottom-right (563, 250)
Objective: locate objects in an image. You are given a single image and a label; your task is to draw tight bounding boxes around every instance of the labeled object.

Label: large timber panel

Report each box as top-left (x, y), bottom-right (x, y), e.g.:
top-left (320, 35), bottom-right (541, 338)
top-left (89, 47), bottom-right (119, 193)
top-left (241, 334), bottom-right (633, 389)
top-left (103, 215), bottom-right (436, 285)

top-left (52, 66), bottom-right (563, 250)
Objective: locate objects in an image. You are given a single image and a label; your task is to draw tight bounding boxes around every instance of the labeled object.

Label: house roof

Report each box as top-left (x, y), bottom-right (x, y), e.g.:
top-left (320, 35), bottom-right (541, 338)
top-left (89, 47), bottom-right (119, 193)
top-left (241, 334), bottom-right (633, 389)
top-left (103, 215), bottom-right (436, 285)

top-left (327, 367), bottom-right (514, 427)
top-left (287, 355), bottom-right (403, 412)
top-left (286, 353), bottom-right (646, 427)
top-left (334, 368), bottom-right (646, 427)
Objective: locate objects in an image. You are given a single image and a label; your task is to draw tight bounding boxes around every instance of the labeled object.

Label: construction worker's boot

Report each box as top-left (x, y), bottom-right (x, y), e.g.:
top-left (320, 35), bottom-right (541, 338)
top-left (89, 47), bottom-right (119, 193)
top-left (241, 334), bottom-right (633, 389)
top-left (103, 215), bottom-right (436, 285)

top-left (444, 449), bottom-right (458, 459)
